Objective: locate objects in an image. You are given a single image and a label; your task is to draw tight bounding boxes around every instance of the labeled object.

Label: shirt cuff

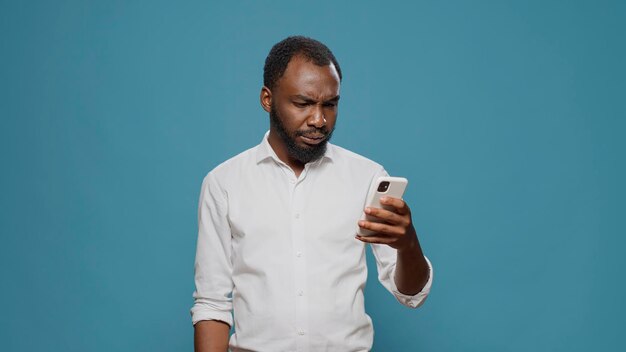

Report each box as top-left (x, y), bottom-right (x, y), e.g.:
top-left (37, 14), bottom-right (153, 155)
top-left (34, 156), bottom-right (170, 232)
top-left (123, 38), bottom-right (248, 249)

top-left (190, 300), bottom-right (233, 327)
top-left (389, 255), bottom-right (433, 308)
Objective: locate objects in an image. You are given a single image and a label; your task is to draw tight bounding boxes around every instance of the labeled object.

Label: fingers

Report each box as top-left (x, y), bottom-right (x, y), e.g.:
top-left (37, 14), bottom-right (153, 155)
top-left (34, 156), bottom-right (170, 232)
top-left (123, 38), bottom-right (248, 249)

top-left (355, 234), bottom-right (397, 245)
top-left (380, 196), bottom-right (410, 215)
top-left (364, 206), bottom-right (407, 227)
top-left (363, 196), bottom-right (411, 227)
top-left (358, 219), bottom-right (406, 237)
top-left (357, 198), bottom-right (416, 249)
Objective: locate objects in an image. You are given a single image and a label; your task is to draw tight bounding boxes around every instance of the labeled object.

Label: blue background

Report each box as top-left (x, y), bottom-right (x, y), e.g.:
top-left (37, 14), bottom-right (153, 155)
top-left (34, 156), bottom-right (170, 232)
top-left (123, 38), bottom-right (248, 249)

top-left (1, 0), bottom-right (624, 351)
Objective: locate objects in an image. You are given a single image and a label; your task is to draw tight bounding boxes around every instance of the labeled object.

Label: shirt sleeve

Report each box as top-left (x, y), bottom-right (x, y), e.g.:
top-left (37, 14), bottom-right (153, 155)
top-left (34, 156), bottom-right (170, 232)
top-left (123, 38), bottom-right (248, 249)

top-left (371, 245), bottom-right (433, 308)
top-left (190, 173), bottom-right (234, 326)
top-left (369, 168), bottom-right (434, 308)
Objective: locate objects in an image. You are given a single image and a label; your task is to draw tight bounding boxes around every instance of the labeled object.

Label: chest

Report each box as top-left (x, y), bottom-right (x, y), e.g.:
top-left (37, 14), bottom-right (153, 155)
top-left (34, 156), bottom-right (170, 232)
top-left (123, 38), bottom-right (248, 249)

top-left (226, 164), bottom-right (371, 247)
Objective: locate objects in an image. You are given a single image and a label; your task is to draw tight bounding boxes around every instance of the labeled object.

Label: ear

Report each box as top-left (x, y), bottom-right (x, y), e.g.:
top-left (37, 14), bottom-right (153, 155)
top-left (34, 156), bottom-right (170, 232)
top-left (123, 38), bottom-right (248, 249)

top-left (260, 86), bottom-right (272, 113)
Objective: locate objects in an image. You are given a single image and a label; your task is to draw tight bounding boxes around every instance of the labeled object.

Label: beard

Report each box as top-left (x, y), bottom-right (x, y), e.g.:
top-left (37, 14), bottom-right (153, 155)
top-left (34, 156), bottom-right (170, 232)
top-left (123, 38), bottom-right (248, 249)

top-left (270, 104), bottom-right (335, 164)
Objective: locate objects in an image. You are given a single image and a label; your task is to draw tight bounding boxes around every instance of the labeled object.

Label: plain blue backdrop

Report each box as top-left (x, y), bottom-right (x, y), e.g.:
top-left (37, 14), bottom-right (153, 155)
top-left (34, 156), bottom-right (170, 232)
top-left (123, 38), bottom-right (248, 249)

top-left (1, 0), bottom-right (624, 351)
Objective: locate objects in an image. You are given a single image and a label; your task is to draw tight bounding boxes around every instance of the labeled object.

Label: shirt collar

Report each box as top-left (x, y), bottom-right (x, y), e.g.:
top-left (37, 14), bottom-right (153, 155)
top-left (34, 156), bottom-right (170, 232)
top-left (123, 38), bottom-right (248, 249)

top-left (255, 130), bottom-right (335, 164)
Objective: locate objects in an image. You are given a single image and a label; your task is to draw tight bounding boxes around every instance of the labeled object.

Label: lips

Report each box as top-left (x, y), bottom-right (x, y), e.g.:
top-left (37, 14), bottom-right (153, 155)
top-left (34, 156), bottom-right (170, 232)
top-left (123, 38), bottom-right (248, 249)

top-left (300, 134), bottom-right (326, 145)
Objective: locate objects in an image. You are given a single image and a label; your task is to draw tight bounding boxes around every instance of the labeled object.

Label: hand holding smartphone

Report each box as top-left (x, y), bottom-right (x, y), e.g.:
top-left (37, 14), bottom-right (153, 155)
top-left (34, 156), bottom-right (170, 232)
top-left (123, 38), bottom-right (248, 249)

top-left (357, 176), bottom-right (408, 237)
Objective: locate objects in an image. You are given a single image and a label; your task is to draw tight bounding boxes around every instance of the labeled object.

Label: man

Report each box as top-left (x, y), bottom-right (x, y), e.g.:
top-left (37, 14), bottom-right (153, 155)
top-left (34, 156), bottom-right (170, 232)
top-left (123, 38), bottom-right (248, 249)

top-left (192, 36), bottom-right (433, 352)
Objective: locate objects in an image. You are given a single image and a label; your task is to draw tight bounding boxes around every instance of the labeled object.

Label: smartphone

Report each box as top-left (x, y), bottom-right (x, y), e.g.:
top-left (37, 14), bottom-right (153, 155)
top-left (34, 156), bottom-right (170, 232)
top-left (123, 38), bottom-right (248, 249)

top-left (357, 176), bottom-right (408, 237)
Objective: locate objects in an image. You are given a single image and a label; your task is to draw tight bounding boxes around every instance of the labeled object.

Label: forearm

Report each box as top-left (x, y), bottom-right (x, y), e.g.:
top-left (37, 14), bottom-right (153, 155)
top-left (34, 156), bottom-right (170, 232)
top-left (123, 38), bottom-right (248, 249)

top-left (394, 228), bottom-right (430, 295)
top-left (194, 320), bottom-right (230, 352)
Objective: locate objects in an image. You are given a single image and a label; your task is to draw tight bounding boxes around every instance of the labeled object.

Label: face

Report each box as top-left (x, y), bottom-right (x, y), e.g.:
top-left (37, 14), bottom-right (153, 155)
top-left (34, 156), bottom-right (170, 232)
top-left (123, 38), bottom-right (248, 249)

top-left (262, 55), bottom-right (341, 164)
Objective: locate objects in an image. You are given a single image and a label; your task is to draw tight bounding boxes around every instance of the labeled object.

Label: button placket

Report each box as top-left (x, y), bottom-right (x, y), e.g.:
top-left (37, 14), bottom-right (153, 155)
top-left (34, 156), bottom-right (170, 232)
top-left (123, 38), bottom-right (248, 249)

top-left (290, 181), bottom-right (309, 349)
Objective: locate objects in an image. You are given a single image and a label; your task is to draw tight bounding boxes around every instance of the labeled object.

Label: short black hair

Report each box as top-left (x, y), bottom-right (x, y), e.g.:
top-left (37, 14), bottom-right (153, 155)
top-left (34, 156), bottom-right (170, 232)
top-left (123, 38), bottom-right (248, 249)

top-left (263, 35), bottom-right (342, 90)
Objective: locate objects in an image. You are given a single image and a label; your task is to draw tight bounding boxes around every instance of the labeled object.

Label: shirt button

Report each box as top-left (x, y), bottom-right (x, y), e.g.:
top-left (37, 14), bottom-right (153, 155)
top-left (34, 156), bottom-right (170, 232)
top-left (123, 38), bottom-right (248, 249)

top-left (298, 328), bottom-right (305, 335)
top-left (296, 252), bottom-right (302, 258)
top-left (294, 213), bottom-right (300, 219)
top-left (298, 290), bottom-right (304, 296)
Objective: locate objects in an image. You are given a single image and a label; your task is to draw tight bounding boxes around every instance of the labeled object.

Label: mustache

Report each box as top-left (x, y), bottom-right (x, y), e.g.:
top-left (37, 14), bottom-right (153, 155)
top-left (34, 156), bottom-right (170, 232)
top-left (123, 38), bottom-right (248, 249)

top-left (295, 128), bottom-right (330, 137)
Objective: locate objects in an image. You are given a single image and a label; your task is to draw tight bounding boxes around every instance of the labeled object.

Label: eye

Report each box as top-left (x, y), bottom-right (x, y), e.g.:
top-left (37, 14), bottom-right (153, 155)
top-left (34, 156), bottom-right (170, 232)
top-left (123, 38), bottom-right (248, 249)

top-left (323, 102), bottom-right (337, 108)
top-left (294, 102), bottom-right (309, 108)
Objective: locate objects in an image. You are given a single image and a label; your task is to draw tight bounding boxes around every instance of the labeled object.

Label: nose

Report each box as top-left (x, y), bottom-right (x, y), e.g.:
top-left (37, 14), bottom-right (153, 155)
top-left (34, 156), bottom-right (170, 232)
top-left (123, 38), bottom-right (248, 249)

top-left (307, 105), bottom-right (326, 128)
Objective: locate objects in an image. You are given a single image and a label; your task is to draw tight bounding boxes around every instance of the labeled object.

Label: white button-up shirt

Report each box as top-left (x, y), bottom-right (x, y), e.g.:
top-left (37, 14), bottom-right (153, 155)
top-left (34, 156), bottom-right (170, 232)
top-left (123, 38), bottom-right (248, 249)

top-left (191, 133), bottom-right (433, 352)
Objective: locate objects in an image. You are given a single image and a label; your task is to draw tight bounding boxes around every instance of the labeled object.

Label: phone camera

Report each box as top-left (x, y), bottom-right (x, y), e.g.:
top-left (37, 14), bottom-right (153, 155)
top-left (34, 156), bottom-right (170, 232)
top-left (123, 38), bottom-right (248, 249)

top-left (377, 181), bottom-right (390, 193)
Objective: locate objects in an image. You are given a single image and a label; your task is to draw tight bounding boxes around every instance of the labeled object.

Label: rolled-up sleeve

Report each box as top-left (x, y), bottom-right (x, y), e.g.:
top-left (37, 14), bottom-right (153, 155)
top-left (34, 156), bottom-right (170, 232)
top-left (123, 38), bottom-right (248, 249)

top-left (190, 173), bottom-right (234, 326)
top-left (371, 245), bottom-right (433, 308)
top-left (367, 168), bottom-right (433, 308)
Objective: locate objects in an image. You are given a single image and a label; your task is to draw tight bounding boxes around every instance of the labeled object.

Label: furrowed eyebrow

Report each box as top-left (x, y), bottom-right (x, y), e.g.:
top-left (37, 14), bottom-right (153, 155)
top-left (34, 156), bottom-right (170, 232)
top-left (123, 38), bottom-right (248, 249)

top-left (292, 95), bottom-right (316, 103)
top-left (325, 96), bottom-right (340, 103)
top-left (291, 95), bottom-right (341, 103)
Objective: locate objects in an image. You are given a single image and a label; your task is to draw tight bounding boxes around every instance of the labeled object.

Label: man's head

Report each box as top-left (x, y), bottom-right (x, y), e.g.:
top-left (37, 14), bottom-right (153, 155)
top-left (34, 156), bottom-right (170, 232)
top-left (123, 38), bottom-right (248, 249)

top-left (263, 36), bottom-right (342, 91)
top-left (261, 36), bottom-right (342, 165)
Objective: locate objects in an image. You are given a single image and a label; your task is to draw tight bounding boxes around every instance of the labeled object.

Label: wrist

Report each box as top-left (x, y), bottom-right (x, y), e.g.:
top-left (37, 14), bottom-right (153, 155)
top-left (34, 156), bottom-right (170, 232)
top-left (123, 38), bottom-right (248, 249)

top-left (396, 231), bottom-right (419, 254)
